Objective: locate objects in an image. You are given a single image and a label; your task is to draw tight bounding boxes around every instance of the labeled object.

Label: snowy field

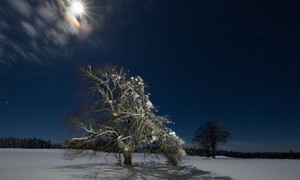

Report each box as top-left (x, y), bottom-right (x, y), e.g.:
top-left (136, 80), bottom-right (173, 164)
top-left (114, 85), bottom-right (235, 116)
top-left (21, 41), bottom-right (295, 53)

top-left (0, 149), bottom-right (300, 180)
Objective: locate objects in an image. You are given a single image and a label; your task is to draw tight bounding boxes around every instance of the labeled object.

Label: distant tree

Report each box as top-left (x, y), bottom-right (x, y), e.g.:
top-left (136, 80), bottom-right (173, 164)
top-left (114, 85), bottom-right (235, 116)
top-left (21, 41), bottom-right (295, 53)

top-left (65, 65), bottom-right (185, 166)
top-left (193, 121), bottom-right (231, 158)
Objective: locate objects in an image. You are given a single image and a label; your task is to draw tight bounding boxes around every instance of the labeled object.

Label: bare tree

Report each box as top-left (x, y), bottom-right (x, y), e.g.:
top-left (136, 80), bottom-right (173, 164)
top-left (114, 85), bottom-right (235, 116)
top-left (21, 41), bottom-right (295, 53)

top-left (65, 65), bottom-right (185, 166)
top-left (193, 121), bottom-right (231, 158)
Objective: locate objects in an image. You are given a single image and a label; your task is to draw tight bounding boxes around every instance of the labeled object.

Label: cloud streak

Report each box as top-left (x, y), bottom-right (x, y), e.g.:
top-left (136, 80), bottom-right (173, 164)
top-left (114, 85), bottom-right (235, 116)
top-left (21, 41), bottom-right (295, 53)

top-left (8, 0), bottom-right (32, 18)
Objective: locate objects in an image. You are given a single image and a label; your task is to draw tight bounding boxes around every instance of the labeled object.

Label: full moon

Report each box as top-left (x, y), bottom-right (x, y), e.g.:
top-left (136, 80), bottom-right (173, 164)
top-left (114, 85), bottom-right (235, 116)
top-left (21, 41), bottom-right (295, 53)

top-left (70, 1), bottom-right (84, 15)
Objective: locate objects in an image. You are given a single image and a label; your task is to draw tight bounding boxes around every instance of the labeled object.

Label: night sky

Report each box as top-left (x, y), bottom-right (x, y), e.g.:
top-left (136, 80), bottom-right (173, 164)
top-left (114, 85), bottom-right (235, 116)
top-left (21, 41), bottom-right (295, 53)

top-left (0, 0), bottom-right (300, 152)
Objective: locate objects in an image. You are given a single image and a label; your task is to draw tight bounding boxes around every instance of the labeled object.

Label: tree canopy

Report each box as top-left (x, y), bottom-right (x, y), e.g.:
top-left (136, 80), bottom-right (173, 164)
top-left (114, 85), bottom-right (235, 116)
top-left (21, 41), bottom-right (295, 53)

top-left (193, 121), bottom-right (231, 158)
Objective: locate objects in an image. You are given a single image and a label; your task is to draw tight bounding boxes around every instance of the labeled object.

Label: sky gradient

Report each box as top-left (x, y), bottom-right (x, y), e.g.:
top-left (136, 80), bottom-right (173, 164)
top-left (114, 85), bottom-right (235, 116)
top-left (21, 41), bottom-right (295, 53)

top-left (0, 0), bottom-right (300, 152)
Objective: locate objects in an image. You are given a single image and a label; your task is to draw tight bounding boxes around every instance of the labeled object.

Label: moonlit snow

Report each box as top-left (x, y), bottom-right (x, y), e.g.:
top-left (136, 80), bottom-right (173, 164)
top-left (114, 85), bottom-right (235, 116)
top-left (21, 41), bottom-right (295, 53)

top-left (0, 149), bottom-right (299, 180)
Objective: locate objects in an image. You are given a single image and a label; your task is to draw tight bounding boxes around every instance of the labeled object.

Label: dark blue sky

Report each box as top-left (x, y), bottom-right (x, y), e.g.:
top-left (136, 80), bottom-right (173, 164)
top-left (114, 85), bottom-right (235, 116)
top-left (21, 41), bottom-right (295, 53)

top-left (0, 0), bottom-right (300, 152)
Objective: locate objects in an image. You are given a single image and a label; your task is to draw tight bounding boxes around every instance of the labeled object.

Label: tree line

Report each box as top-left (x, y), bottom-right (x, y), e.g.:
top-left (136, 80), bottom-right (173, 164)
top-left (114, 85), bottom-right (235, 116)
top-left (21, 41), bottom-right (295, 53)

top-left (0, 137), bottom-right (63, 149)
top-left (184, 148), bottom-right (300, 159)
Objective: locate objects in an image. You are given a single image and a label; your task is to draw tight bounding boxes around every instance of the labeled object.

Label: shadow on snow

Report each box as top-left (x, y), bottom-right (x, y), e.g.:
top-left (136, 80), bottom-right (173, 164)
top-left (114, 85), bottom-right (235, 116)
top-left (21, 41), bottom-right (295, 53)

top-left (55, 162), bottom-right (232, 180)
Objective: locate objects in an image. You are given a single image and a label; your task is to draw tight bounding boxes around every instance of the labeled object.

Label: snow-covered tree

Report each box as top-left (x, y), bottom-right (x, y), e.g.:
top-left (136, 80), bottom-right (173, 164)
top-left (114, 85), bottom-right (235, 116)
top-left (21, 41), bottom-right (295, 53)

top-left (65, 65), bottom-right (185, 166)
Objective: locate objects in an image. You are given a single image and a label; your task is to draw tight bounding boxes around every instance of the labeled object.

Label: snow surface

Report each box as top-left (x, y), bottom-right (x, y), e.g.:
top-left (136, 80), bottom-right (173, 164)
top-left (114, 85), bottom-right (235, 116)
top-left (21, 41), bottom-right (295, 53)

top-left (0, 149), bottom-right (300, 180)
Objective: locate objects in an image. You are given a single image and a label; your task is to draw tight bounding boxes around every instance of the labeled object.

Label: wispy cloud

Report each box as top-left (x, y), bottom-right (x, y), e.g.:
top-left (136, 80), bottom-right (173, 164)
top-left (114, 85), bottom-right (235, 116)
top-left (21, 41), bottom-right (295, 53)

top-left (21, 21), bottom-right (38, 38)
top-left (0, 20), bottom-right (10, 30)
top-left (0, 0), bottom-right (148, 66)
top-left (8, 0), bottom-right (32, 18)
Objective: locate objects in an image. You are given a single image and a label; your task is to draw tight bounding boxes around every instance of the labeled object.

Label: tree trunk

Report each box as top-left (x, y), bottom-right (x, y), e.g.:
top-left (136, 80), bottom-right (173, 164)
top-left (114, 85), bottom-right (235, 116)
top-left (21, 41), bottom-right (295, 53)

top-left (123, 151), bottom-right (132, 165)
top-left (205, 147), bottom-right (210, 158)
top-left (212, 148), bottom-right (216, 158)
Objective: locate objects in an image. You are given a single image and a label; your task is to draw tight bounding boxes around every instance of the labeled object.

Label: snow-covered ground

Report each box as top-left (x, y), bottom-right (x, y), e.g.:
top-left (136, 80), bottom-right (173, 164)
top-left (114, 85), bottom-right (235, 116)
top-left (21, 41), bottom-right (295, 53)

top-left (0, 149), bottom-right (299, 180)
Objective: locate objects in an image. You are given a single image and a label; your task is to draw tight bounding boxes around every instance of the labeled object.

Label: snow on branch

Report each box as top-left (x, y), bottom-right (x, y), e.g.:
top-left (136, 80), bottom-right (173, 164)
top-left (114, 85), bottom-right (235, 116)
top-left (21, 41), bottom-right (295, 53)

top-left (66, 65), bottom-right (185, 166)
